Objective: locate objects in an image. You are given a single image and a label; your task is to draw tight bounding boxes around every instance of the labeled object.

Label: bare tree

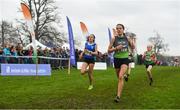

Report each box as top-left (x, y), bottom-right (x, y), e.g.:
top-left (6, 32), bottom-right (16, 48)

top-left (0, 21), bottom-right (5, 47)
top-left (148, 31), bottom-right (169, 56)
top-left (17, 0), bottom-right (66, 47)
top-left (0, 20), bottom-right (21, 47)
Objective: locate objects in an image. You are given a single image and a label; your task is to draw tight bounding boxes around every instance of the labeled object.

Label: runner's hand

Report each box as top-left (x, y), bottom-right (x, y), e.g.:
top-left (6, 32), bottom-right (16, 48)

top-left (115, 45), bottom-right (123, 50)
top-left (113, 28), bottom-right (118, 37)
top-left (79, 52), bottom-right (83, 60)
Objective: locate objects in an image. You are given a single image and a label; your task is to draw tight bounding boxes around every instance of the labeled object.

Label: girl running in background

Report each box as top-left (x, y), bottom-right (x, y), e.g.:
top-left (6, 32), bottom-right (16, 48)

top-left (124, 53), bottom-right (134, 82)
top-left (124, 33), bottom-right (136, 82)
top-left (79, 34), bottom-right (98, 90)
top-left (142, 45), bottom-right (157, 86)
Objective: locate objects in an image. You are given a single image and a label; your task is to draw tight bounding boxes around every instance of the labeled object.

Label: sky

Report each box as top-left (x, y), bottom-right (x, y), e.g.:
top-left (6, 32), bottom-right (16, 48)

top-left (0, 0), bottom-right (180, 56)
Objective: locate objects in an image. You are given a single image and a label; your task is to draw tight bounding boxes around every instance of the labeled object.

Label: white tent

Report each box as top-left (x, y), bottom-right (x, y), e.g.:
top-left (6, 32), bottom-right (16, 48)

top-left (62, 43), bottom-right (80, 49)
top-left (25, 40), bottom-right (51, 50)
top-left (62, 43), bottom-right (69, 48)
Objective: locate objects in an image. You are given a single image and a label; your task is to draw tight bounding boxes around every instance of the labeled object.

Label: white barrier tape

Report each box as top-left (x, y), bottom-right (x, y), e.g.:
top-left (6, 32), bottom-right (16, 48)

top-left (38, 56), bottom-right (69, 60)
top-left (0, 55), bottom-right (69, 60)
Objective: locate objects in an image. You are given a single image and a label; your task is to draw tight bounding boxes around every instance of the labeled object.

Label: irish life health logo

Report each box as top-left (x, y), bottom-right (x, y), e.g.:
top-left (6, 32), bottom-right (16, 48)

top-left (6, 66), bottom-right (11, 74)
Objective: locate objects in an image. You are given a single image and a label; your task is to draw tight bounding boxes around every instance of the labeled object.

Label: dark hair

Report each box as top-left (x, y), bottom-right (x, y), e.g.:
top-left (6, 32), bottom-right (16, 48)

top-left (116, 24), bottom-right (125, 30)
top-left (87, 34), bottom-right (95, 42)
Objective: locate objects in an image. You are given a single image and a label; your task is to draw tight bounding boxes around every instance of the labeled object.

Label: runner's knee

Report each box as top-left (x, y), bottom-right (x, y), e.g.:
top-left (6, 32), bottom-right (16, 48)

top-left (80, 69), bottom-right (86, 74)
top-left (118, 74), bottom-right (124, 80)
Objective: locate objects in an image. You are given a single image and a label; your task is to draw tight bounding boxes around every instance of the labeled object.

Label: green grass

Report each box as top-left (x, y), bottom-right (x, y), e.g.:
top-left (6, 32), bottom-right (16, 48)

top-left (0, 65), bottom-right (179, 109)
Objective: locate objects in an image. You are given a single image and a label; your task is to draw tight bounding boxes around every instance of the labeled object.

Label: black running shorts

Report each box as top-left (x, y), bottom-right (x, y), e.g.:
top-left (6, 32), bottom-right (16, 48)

top-left (84, 58), bottom-right (95, 64)
top-left (114, 58), bottom-right (130, 68)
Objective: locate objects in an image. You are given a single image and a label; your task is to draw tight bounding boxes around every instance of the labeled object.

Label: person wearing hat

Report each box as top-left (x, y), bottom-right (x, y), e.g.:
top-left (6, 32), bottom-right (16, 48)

top-left (142, 44), bottom-right (157, 86)
top-left (79, 34), bottom-right (98, 90)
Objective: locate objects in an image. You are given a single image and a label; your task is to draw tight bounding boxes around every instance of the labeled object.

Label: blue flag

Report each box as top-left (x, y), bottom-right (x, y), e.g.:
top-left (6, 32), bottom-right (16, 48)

top-left (66, 16), bottom-right (76, 66)
top-left (108, 28), bottom-right (112, 42)
top-left (108, 28), bottom-right (114, 65)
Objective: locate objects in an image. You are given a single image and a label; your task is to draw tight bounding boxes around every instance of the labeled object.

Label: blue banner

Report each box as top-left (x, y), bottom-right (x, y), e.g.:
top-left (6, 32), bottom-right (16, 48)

top-left (1, 64), bottom-right (51, 76)
top-left (108, 28), bottom-right (114, 65)
top-left (66, 16), bottom-right (76, 66)
top-left (108, 28), bottom-right (112, 41)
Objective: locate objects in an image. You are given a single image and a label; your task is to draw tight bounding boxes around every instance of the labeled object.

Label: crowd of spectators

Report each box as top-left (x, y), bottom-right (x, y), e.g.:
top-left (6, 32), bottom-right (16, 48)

top-left (1, 43), bottom-right (178, 69)
top-left (0, 43), bottom-right (70, 69)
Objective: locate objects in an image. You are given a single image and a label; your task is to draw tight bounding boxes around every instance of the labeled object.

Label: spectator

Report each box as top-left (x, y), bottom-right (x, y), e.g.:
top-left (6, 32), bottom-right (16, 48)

top-left (10, 46), bottom-right (18, 63)
top-left (3, 43), bottom-right (11, 63)
top-left (27, 46), bottom-right (33, 64)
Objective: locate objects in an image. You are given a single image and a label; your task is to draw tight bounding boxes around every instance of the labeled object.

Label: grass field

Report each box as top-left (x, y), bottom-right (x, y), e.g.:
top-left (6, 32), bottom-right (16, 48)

top-left (0, 65), bottom-right (179, 109)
